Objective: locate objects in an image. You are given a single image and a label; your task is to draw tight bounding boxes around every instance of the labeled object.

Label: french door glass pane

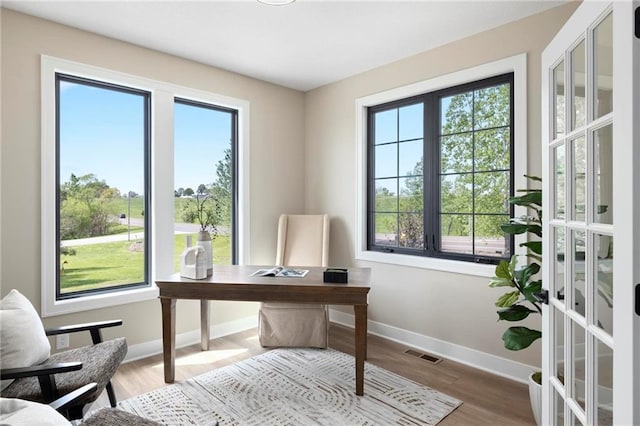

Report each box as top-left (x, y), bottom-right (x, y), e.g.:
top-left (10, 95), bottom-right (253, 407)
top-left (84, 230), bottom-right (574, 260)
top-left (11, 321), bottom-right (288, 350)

top-left (555, 145), bottom-right (566, 219)
top-left (572, 229), bottom-right (587, 317)
top-left (554, 305), bottom-right (566, 382)
top-left (174, 100), bottom-right (234, 268)
top-left (58, 77), bottom-right (148, 295)
top-left (593, 13), bottom-right (613, 120)
top-left (572, 136), bottom-right (586, 222)
top-left (572, 319), bottom-right (587, 412)
top-left (595, 233), bottom-right (613, 336)
top-left (596, 339), bottom-right (614, 425)
top-left (594, 124), bottom-right (613, 225)
top-left (571, 39), bottom-right (586, 130)
top-left (554, 386), bottom-right (565, 426)
top-left (554, 226), bottom-right (566, 307)
top-left (554, 60), bottom-right (566, 138)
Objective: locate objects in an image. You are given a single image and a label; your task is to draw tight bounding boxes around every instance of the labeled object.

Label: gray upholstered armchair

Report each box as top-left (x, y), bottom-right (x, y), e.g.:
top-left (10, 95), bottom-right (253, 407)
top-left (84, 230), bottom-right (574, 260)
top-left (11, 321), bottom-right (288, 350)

top-left (258, 214), bottom-right (330, 348)
top-left (0, 290), bottom-right (127, 420)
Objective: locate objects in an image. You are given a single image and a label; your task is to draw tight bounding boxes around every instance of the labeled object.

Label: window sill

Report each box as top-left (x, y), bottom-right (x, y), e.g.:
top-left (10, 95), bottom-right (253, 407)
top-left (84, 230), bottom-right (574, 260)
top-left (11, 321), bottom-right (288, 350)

top-left (356, 250), bottom-right (496, 278)
top-left (41, 285), bottom-right (158, 318)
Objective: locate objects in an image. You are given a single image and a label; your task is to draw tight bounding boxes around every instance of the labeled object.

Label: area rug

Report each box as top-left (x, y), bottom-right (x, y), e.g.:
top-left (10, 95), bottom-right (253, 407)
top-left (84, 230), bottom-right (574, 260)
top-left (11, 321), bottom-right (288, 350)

top-left (117, 348), bottom-right (462, 425)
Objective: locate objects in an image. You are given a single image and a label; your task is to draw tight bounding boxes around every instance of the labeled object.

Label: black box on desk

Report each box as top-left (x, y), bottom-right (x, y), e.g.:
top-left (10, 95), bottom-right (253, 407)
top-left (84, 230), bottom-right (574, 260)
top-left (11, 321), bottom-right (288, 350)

top-left (323, 268), bottom-right (348, 283)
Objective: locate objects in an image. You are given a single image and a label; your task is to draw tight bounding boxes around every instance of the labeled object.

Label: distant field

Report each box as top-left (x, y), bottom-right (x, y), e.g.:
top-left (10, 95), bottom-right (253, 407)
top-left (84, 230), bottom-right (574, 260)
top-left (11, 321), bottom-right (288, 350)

top-left (109, 197), bottom-right (192, 221)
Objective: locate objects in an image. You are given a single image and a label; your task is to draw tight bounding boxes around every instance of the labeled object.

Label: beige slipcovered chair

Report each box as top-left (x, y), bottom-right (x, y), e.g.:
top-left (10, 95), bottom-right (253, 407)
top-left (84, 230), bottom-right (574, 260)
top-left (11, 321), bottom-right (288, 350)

top-left (258, 214), bottom-right (330, 348)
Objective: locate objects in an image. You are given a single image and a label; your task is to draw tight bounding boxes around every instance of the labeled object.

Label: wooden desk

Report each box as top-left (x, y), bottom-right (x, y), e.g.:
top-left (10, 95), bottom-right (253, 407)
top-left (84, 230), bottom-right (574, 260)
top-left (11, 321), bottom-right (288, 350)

top-left (156, 265), bottom-right (371, 395)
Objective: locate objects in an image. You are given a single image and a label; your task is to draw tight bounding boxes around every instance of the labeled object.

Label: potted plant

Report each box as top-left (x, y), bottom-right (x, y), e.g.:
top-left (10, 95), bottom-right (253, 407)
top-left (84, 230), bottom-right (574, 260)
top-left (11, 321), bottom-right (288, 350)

top-left (489, 175), bottom-right (543, 425)
top-left (182, 193), bottom-right (220, 276)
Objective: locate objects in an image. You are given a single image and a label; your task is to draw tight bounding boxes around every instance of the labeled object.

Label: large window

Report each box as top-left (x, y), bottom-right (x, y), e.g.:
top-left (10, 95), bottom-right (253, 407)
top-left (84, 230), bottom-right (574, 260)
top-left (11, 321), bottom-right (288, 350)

top-left (41, 56), bottom-right (249, 316)
top-left (357, 55), bottom-right (526, 274)
top-left (57, 74), bottom-right (151, 298)
top-left (173, 99), bottom-right (237, 268)
top-left (368, 74), bottom-right (514, 264)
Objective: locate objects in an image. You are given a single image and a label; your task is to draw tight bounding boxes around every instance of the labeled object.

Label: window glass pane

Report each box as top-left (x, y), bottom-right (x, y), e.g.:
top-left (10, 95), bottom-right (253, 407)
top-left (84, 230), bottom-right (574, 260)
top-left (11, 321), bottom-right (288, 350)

top-left (571, 39), bottom-right (586, 130)
top-left (554, 144), bottom-right (566, 219)
top-left (474, 171), bottom-right (509, 214)
top-left (594, 124), bottom-right (613, 225)
top-left (398, 141), bottom-right (423, 177)
top-left (440, 214), bottom-right (472, 254)
top-left (474, 215), bottom-right (509, 257)
top-left (399, 177), bottom-right (423, 213)
top-left (474, 128), bottom-right (510, 171)
top-left (440, 92), bottom-right (473, 135)
top-left (594, 13), bottom-right (613, 120)
top-left (399, 103), bottom-right (423, 141)
top-left (554, 60), bottom-right (565, 138)
top-left (572, 229), bottom-right (586, 318)
top-left (375, 143), bottom-right (398, 178)
top-left (440, 174), bottom-right (472, 214)
top-left (474, 83), bottom-right (510, 130)
top-left (374, 179), bottom-right (397, 212)
top-left (374, 213), bottom-right (397, 246)
top-left (399, 213), bottom-right (423, 249)
top-left (571, 136), bottom-right (586, 222)
top-left (58, 77), bottom-right (147, 296)
top-left (374, 109), bottom-right (397, 144)
top-left (174, 100), bottom-right (235, 269)
top-left (441, 133), bottom-right (472, 174)
top-left (595, 233), bottom-right (613, 336)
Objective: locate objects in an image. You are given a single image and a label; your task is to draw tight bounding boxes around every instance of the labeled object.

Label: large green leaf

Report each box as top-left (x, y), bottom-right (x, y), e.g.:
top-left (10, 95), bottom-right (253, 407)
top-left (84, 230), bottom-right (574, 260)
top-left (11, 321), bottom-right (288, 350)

top-left (501, 223), bottom-right (542, 237)
top-left (509, 191), bottom-right (542, 208)
top-left (495, 291), bottom-right (520, 308)
top-left (497, 305), bottom-right (537, 321)
top-left (523, 280), bottom-right (543, 304)
top-left (489, 276), bottom-right (514, 288)
top-left (514, 262), bottom-right (540, 286)
top-left (520, 240), bottom-right (542, 255)
top-left (502, 326), bottom-right (542, 351)
top-left (494, 260), bottom-right (512, 279)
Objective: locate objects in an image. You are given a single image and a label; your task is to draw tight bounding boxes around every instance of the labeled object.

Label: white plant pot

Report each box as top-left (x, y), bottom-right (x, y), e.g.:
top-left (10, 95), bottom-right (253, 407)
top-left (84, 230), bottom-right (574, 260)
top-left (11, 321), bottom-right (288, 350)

top-left (197, 230), bottom-right (213, 276)
top-left (528, 372), bottom-right (542, 426)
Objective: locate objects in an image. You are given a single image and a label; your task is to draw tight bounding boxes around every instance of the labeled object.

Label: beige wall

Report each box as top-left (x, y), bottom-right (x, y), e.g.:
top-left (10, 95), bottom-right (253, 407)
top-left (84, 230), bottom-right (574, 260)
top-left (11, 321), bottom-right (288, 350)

top-left (304, 2), bottom-right (579, 368)
top-left (0, 9), bottom-right (305, 347)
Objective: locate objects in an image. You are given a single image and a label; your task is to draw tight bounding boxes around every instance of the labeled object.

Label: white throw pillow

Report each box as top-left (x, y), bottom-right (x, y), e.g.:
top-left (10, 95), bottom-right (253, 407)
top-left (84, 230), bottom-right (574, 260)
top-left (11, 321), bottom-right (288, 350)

top-left (0, 397), bottom-right (71, 425)
top-left (0, 290), bottom-right (52, 391)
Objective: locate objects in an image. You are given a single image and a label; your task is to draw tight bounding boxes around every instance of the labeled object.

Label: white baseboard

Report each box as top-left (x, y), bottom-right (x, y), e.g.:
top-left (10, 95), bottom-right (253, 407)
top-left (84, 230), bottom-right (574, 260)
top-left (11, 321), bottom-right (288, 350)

top-left (329, 309), bottom-right (536, 384)
top-left (124, 315), bottom-right (258, 363)
top-left (124, 310), bottom-right (535, 385)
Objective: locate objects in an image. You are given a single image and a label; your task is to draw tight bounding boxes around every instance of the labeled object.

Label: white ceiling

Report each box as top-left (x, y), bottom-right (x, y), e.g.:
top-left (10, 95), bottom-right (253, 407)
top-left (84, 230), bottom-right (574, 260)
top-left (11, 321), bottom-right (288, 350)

top-left (3, 0), bottom-right (566, 91)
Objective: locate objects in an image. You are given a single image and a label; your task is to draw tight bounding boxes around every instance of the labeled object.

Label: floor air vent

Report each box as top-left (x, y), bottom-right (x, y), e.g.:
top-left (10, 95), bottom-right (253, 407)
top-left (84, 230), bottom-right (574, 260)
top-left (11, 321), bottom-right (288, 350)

top-left (404, 349), bottom-right (442, 364)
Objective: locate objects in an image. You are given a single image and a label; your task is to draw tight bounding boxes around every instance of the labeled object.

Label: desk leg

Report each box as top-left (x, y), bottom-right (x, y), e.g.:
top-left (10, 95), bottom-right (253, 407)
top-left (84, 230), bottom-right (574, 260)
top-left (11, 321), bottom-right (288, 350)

top-left (201, 300), bottom-right (210, 351)
top-left (161, 297), bottom-right (176, 383)
top-left (354, 304), bottom-right (368, 396)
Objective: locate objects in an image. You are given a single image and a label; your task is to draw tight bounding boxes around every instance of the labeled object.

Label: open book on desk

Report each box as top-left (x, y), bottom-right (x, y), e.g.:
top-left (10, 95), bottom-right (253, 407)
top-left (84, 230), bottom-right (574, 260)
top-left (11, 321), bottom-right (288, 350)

top-left (251, 266), bottom-right (309, 278)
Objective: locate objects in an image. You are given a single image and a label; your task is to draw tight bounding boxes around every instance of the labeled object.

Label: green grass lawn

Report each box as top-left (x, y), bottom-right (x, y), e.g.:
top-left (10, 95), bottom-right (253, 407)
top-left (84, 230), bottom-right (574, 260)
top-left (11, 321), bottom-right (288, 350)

top-left (61, 233), bottom-right (231, 294)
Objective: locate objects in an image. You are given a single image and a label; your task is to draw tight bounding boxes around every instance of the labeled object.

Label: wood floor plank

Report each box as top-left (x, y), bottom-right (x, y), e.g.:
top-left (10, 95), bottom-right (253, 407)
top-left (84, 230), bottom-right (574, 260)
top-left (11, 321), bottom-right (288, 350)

top-left (91, 325), bottom-right (535, 425)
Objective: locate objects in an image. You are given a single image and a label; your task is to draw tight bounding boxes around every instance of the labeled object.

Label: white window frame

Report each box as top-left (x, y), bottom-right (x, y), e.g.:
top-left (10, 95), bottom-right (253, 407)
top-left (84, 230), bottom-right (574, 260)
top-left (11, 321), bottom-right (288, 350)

top-left (41, 55), bottom-right (251, 317)
top-left (355, 54), bottom-right (528, 277)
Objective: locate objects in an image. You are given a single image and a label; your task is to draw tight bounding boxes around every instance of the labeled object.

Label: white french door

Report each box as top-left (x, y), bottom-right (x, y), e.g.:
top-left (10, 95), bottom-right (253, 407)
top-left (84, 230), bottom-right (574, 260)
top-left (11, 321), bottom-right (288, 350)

top-left (541, 1), bottom-right (639, 425)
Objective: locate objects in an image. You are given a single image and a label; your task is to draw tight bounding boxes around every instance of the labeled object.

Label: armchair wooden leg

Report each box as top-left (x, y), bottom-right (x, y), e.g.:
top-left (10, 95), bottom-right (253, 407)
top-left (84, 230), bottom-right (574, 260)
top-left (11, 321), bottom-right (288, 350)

top-left (106, 381), bottom-right (117, 407)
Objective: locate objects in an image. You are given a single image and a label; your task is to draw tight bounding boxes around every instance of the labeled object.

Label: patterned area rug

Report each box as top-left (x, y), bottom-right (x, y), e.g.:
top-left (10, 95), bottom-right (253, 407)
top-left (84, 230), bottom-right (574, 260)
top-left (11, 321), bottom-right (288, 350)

top-left (117, 348), bottom-right (462, 425)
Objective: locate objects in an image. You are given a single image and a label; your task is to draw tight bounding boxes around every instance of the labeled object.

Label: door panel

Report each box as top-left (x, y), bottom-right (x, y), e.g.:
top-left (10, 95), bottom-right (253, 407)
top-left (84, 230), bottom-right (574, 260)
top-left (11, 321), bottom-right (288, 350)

top-left (542, 2), bottom-right (638, 425)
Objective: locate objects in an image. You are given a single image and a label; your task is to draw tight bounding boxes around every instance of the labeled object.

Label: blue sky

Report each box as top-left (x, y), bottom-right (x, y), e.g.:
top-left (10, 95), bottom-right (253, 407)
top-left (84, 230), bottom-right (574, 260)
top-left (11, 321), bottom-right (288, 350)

top-left (59, 81), bottom-right (231, 195)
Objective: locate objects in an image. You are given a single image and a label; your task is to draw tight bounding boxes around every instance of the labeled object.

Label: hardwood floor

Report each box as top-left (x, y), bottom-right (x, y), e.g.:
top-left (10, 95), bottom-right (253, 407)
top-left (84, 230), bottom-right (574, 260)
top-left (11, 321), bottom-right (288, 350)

top-left (93, 324), bottom-right (535, 425)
